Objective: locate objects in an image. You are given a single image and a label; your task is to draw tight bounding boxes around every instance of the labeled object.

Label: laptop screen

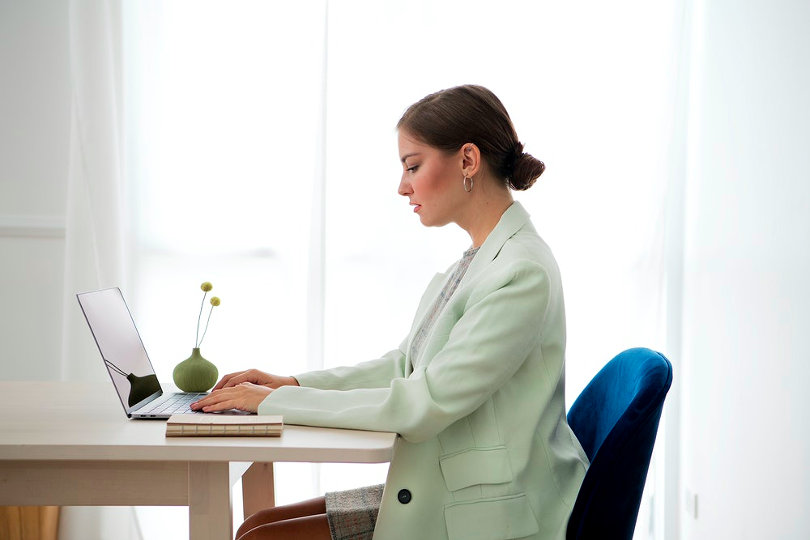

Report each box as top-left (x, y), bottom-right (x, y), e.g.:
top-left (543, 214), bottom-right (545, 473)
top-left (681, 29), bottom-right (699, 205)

top-left (77, 288), bottom-right (162, 413)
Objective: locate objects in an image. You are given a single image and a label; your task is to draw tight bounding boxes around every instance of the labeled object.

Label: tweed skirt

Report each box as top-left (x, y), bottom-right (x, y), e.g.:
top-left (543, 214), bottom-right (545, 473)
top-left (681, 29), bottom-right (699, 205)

top-left (324, 484), bottom-right (384, 540)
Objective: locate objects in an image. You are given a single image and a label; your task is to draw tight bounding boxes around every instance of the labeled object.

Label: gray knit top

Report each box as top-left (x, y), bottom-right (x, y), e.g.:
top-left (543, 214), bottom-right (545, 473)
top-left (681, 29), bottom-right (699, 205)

top-left (408, 246), bottom-right (480, 363)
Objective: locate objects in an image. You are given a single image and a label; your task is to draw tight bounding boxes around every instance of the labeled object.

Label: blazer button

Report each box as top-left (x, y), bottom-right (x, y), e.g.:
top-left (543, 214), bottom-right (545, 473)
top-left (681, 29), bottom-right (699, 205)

top-left (397, 489), bottom-right (412, 504)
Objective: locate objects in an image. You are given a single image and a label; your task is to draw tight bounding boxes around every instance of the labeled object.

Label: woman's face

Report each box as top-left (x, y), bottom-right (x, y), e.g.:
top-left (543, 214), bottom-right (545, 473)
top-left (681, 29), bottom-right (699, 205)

top-left (397, 130), bottom-right (466, 227)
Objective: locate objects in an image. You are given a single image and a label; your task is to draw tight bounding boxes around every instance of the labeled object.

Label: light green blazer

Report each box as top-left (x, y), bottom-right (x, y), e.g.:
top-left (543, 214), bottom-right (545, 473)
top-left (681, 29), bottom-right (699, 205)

top-left (259, 202), bottom-right (588, 539)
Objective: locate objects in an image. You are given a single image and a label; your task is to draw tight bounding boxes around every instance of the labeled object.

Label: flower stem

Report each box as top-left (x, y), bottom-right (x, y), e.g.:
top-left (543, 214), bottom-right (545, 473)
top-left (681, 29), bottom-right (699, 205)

top-left (196, 291), bottom-right (207, 348)
top-left (199, 305), bottom-right (214, 348)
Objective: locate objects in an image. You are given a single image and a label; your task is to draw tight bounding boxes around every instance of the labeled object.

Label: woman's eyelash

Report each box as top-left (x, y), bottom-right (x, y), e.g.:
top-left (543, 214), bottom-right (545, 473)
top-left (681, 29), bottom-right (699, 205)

top-left (406, 165), bottom-right (419, 172)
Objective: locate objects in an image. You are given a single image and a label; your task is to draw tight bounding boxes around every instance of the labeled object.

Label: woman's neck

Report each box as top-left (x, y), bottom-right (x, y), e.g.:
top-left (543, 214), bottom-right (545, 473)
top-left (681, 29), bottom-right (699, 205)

top-left (457, 185), bottom-right (514, 248)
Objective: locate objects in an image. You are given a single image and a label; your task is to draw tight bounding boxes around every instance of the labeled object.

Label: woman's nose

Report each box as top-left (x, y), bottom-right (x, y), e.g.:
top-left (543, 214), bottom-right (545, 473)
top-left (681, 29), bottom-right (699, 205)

top-left (398, 176), bottom-right (412, 197)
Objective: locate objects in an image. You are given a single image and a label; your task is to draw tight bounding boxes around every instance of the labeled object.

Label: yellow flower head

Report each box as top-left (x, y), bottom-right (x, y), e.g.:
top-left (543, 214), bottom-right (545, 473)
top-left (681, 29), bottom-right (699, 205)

top-left (210, 297), bottom-right (221, 306)
top-left (201, 282), bottom-right (213, 292)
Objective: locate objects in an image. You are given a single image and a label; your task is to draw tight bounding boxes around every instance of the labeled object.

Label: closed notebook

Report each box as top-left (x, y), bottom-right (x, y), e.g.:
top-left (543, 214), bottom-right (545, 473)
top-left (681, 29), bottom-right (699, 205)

top-left (165, 414), bottom-right (283, 437)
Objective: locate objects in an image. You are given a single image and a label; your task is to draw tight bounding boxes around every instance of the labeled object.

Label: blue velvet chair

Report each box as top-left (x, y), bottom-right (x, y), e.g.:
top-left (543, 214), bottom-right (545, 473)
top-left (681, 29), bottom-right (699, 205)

top-left (566, 347), bottom-right (673, 540)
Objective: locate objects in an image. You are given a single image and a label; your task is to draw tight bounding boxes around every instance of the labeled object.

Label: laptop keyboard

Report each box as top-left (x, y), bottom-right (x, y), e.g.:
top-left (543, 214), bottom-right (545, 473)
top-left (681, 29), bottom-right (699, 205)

top-left (137, 393), bottom-right (208, 415)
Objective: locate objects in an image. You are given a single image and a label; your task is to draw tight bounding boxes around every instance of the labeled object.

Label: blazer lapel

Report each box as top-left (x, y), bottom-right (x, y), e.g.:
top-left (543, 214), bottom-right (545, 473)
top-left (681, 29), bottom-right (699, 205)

top-left (404, 202), bottom-right (533, 369)
top-left (457, 201), bottom-right (532, 290)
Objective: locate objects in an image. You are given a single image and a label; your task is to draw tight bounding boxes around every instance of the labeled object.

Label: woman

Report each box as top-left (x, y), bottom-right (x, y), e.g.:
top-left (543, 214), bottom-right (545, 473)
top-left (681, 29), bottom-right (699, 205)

top-left (192, 84), bottom-right (589, 540)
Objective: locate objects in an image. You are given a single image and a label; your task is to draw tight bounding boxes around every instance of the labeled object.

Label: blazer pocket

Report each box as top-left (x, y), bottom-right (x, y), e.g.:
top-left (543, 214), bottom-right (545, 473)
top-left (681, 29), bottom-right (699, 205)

top-left (444, 493), bottom-right (539, 540)
top-left (439, 446), bottom-right (513, 492)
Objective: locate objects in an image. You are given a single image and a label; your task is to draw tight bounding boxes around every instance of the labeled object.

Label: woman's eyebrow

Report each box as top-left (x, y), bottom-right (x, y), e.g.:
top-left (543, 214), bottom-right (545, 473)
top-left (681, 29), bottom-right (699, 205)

top-left (400, 152), bottom-right (420, 163)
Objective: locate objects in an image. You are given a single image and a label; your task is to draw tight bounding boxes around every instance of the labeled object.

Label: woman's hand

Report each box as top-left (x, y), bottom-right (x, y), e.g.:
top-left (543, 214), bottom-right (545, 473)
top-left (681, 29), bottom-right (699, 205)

top-left (190, 382), bottom-right (273, 413)
top-left (212, 369), bottom-right (299, 391)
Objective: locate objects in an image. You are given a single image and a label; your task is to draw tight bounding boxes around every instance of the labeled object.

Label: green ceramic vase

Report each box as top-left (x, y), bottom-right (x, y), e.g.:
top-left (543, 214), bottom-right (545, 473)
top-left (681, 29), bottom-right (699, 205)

top-left (173, 348), bottom-right (218, 392)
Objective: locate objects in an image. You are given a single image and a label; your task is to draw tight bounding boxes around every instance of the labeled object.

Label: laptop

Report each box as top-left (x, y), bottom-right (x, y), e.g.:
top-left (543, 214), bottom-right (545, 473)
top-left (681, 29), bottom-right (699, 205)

top-left (77, 287), bottom-right (211, 419)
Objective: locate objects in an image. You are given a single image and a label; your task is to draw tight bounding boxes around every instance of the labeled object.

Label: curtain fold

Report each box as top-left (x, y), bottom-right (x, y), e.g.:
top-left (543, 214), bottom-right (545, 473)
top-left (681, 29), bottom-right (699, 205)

top-left (61, 0), bottom-right (126, 382)
top-left (59, 0), bottom-right (140, 538)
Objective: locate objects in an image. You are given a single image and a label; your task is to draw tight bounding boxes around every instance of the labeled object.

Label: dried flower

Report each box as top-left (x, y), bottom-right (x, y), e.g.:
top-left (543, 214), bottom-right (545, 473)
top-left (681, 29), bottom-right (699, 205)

top-left (195, 282), bottom-right (221, 348)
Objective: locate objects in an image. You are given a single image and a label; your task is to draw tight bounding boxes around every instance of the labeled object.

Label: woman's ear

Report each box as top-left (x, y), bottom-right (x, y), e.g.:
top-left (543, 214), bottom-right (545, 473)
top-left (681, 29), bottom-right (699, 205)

top-left (460, 143), bottom-right (481, 177)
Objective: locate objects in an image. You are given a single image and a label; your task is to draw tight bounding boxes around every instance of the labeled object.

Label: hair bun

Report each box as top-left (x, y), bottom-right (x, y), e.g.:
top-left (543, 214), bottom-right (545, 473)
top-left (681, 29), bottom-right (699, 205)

top-left (509, 149), bottom-right (545, 191)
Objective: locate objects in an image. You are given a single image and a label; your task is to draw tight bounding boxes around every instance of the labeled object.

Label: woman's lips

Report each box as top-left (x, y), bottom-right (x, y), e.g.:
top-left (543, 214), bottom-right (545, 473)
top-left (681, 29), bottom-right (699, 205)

top-left (413, 204), bottom-right (421, 213)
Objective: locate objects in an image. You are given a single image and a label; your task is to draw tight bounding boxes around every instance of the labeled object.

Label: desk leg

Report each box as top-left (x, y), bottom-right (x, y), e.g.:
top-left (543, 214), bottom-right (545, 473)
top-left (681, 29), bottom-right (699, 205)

top-left (188, 462), bottom-right (232, 540)
top-left (241, 462), bottom-right (275, 520)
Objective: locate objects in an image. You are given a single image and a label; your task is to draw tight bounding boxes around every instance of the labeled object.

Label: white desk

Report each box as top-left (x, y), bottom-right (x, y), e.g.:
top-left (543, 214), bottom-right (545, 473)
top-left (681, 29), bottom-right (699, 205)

top-left (0, 382), bottom-right (396, 540)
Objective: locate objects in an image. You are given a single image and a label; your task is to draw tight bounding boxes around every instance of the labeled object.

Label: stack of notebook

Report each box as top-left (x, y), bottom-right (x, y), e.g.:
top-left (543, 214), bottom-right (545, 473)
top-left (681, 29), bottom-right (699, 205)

top-left (165, 414), bottom-right (284, 437)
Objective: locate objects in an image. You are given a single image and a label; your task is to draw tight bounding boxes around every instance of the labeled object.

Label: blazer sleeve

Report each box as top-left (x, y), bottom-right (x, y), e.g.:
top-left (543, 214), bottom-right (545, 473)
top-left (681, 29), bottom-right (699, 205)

top-left (293, 342), bottom-right (408, 391)
top-left (258, 259), bottom-right (550, 443)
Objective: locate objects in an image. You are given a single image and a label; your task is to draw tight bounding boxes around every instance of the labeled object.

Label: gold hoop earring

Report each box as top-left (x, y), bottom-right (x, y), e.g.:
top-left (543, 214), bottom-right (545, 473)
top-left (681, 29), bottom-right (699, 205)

top-left (463, 174), bottom-right (473, 193)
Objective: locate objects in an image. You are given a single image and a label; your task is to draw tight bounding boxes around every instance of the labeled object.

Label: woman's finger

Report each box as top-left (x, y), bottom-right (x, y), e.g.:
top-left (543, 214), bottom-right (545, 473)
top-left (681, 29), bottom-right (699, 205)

top-left (199, 397), bottom-right (241, 413)
top-left (192, 387), bottom-right (239, 408)
top-left (219, 371), bottom-right (256, 389)
top-left (212, 371), bottom-right (244, 390)
top-left (191, 384), bottom-right (270, 413)
top-left (216, 369), bottom-right (270, 390)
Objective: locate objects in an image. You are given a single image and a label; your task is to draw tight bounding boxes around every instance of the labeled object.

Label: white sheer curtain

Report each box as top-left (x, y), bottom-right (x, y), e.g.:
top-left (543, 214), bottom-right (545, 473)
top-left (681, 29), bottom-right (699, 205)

top-left (62, 0), bottom-right (127, 383)
top-left (123, 0), bottom-right (328, 533)
top-left (123, 1), bottom-right (686, 537)
top-left (59, 0), bottom-right (141, 538)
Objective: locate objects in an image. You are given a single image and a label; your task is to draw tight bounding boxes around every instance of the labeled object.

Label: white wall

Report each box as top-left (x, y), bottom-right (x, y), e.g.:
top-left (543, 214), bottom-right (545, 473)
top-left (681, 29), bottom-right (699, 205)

top-left (0, 0), bottom-right (69, 381)
top-left (680, 0), bottom-right (810, 538)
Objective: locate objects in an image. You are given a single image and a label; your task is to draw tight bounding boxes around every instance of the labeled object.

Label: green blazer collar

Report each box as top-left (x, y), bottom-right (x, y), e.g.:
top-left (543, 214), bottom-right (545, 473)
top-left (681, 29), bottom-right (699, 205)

top-left (460, 201), bottom-right (532, 287)
top-left (405, 201), bottom-right (533, 368)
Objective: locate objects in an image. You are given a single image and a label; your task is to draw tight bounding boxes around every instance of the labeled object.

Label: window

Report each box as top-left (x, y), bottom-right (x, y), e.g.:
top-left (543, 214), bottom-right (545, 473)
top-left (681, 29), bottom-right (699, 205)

top-left (125, 1), bottom-right (681, 536)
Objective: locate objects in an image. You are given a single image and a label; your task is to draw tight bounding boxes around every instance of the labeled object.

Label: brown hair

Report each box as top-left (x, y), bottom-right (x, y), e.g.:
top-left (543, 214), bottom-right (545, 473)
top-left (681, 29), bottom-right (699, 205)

top-left (397, 85), bottom-right (545, 191)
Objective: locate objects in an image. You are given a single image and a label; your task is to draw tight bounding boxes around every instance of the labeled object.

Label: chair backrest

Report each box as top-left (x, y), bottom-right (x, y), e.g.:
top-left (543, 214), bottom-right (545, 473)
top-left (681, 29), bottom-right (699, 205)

top-left (566, 347), bottom-right (673, 540)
